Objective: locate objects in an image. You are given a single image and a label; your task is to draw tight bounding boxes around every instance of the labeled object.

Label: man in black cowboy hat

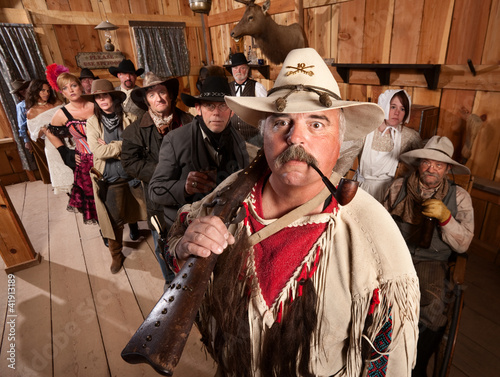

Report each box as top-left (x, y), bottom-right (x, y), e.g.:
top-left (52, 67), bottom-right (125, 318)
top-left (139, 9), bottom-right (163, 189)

top-left (79, 68), bottom-right (99, 94)
top-left (109, 58), bottom-right (145, 118)
top-left (227, 52), bottom-right (266, 146)
top-left (10, 79), bottom-right (32, 151)
top-left (148, 75), bottom-right (249, 241)
top-left (121, 72), bottom-right (193, 283)
top-left (383, 135), bottom-right (474, 377)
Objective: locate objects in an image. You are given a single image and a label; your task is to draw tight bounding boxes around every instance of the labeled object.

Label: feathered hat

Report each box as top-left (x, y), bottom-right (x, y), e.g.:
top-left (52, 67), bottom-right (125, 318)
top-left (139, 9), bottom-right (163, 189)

top-left (46, 63), bottom-right (70, 92)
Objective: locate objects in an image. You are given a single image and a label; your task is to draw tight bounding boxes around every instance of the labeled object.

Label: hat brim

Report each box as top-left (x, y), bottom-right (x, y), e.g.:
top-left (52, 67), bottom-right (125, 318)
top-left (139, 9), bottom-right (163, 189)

top-left (181, 93), bottom-right (226, 108)
top-left (399, 149), bottom-right (471, 175)
top-left (10, 81), bottom-right (30, 95)
top-left (81, 90), bottom-right (127, 103)
top-left (225, 94), bottom-right (385, 141)
top-left (131, 78), bottom-right (179, 111)
top-left (109, 67), bottom-right (144, 77)
top-left (225, 61), bottom-right (250, 73)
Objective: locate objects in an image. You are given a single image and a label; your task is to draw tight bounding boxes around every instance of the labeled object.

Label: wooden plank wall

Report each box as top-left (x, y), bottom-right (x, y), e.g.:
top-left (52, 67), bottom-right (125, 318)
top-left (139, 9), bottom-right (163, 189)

top-left (1, 0), bottom-right (499, 255)
top-left (0, 0), bottom-right (205, 97)
top-left (204, 0), bottom-right (500, 258)
top-left (203, 0), bottom-right (500, 259)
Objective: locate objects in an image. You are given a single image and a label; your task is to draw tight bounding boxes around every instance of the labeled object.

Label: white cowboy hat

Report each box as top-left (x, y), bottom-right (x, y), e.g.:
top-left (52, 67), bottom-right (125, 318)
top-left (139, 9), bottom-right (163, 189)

top-left (399, 136), bottom-right (471, 174)
top-left (225, 47), bottom-right (385, 141)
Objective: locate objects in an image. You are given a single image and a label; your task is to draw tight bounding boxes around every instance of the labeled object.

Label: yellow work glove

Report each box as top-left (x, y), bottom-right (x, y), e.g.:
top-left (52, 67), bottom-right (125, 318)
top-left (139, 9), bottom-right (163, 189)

top-left (421, 199), bottom-right (451, 223)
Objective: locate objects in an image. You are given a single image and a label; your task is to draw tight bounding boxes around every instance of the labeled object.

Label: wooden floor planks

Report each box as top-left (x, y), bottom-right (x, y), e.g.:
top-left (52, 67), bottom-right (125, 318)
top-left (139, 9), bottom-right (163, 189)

top-left (0, 181), bottom-right (216, 377)
top-left (0, 181), bottom-right (498, 377)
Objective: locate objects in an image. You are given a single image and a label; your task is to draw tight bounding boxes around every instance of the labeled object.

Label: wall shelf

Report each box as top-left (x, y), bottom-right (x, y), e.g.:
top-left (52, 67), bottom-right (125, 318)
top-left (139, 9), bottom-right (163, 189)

top-left (331, 64), bottom-right (441, 90)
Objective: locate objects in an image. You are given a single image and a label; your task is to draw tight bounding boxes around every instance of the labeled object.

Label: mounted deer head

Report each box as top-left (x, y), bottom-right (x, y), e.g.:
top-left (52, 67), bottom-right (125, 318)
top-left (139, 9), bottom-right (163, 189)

top-left (231, 0), bottom-right (307, 64)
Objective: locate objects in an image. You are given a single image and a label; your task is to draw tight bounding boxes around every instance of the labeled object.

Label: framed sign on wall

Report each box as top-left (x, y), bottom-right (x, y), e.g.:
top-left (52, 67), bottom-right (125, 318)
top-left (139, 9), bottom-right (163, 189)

top-left (76, 52), bottom-right (125, 69)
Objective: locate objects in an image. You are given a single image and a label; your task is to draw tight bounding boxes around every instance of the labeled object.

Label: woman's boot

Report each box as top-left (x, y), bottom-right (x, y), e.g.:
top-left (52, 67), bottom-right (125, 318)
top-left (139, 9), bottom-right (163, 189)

top-left (108, 226), bottom-right (125, 274)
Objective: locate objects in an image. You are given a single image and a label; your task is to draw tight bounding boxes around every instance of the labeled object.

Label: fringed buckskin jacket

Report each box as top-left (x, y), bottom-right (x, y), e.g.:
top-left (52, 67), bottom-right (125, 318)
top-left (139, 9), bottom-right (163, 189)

top-left (168, 172), bottom-right (420, 377)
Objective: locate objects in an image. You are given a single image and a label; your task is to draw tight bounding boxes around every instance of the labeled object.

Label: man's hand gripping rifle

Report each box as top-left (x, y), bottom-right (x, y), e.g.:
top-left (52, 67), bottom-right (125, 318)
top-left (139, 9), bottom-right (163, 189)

top-left (120, 149), bottom-right (359, 375)
top-left (120, 150), bottom-right (269, 376)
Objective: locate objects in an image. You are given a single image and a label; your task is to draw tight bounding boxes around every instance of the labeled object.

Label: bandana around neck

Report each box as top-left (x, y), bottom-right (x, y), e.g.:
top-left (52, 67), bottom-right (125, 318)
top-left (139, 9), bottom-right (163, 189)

top-left (391, 171), bottom-right (449, 225)
top-left (100, 111), bottom-right (121, 132)
top-left (149, 108), bottom-right (173, 134)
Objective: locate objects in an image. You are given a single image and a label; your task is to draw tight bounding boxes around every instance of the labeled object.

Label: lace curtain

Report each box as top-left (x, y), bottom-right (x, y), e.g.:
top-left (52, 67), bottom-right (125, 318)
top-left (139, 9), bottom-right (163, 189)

top-left (0, 23), bottom-right (46, 170)
top-left (130, 21), bottom-right (190, 78)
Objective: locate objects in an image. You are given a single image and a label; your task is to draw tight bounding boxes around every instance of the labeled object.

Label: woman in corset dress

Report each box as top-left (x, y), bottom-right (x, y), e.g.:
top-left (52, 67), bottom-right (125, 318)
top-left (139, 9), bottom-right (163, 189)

top-left (354, 89), bottom-right (422, 202)
top-left (50, 73), bottom-right (97, 224)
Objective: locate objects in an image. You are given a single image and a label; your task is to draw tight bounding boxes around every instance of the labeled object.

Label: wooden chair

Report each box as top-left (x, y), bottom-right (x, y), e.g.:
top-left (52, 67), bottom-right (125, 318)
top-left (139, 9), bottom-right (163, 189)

top-left (432, 173), bottom-right (473, 377)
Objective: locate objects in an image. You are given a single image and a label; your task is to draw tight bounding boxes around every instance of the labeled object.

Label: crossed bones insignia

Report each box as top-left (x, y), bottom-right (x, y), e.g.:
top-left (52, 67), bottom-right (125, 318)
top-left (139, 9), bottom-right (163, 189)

top-left (285, 63), bottom-right (315, 76)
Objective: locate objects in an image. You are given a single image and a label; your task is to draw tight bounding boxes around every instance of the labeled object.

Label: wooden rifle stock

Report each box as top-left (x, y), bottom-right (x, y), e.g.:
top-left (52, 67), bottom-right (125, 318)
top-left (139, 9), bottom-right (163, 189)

top-left (121, 150), bottom-right (269, 376)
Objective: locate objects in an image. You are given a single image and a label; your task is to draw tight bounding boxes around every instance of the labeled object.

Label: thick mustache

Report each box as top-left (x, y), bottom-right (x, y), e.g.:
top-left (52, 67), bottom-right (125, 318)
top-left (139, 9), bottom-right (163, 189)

top-left (275, 145), bottom-right (318, 168)
top-left (421, 171), bottom-right (440, 179)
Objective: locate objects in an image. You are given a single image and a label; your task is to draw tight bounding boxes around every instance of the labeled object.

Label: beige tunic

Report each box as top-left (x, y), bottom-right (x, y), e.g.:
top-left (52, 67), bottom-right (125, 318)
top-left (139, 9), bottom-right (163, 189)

top-left (168, 172), bottom-right (420, 376)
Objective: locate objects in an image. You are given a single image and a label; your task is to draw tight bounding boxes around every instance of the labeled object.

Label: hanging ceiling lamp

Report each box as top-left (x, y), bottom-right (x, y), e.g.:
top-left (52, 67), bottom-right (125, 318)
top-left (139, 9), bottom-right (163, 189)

top-left (189, 0), bottom-right (212, 14)
top-left (95, 1), bottom-right (119, 51)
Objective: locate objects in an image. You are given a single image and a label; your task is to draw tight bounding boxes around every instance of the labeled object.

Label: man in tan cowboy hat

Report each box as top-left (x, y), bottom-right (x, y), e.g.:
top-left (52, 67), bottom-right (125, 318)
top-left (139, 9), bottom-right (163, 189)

top-left (121, 72), bottom-right (193, 283)
top-left (109, 58), bottom-right (145, 118)
top-left (227, 52), bottom-right (267, 146)
top-left (383, 135), bottom-right (473, 377)
top-left (10, 79), bottom-right (32, 151)
top-left (148, 75), bottom-right (249, 244)
top-left (166, 48), bottom-right (419, 376)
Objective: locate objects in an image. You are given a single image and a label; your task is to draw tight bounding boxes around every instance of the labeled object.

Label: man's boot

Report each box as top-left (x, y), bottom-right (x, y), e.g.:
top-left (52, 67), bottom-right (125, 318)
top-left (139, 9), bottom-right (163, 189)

top-left (108, 233), bottom-right (125, 274)
top-left (412, 326), bottom-right (445, 377)
top-left (129, 222), bottom-right (140, 241)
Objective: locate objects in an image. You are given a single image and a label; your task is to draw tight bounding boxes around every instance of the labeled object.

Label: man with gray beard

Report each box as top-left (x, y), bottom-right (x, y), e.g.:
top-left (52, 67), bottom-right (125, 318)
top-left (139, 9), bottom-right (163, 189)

top-left (166, 48), bottom-right (419, 377)
top-left (383, 135), bottom-right (473, 377)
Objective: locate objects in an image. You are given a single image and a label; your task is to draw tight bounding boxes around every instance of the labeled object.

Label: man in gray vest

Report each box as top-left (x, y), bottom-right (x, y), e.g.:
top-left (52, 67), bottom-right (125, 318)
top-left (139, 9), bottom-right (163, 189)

top-left (227, 52), bottom-right (266, 146)
top-left (109, 59), bottom-right (145, 118)
top-left (383, 135), bottom-right (474, 377)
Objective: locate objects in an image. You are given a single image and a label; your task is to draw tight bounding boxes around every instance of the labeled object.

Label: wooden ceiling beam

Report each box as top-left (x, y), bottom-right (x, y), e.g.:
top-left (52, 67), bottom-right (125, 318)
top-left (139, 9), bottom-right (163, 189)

top-left (1, 9), bottom-right (202, 28)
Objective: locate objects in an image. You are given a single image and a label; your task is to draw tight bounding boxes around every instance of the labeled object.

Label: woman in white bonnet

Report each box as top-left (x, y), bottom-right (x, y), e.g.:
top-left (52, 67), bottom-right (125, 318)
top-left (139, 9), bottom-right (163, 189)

top-left (354, 89), bottom-right (422, 202)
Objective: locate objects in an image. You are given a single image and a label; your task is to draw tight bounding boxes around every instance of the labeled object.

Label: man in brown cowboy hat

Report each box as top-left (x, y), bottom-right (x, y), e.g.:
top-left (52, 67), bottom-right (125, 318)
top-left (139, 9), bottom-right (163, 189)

top-left (11, 79), bottom-right (32, 151)
top-left (165, 48), bottom-right (419, 376)
top-left (79, 68), bottom-right (99, 94)
top-left (383, 135), bottom-right (474, 377)
top-left (121, 72), bottom-right (193, 283)
top-left (148, 75), bottom-right (249, 246)
top-left (227, 52), bottom-right (266, 146)
top-left (109, 58), bottom-right (145, 118)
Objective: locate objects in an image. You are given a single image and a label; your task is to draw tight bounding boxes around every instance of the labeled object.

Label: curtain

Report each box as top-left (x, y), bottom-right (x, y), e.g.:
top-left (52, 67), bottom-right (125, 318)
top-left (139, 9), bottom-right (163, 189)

top-left (130, 22), bottom-right (190, 78)
top-left (0, 23), bottom-right (47, 170)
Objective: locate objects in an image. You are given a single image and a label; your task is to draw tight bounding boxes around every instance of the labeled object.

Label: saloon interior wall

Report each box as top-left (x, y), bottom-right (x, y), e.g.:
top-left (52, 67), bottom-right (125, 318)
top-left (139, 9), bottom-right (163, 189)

top-left (0, 0), bottom-right (499, 259)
